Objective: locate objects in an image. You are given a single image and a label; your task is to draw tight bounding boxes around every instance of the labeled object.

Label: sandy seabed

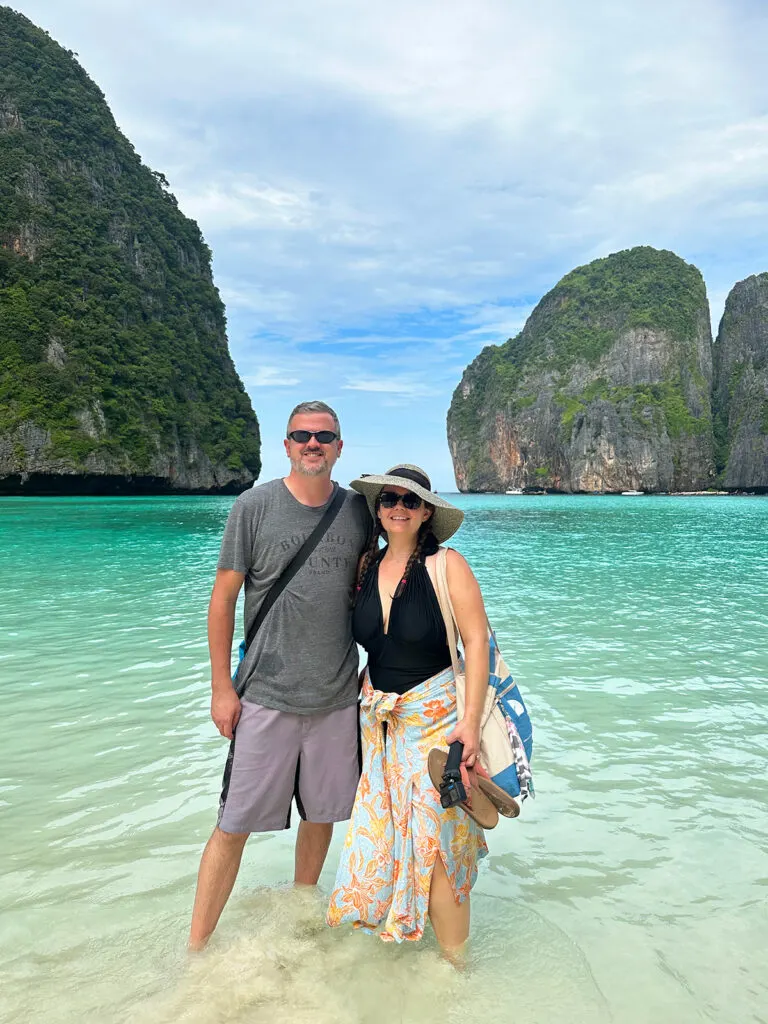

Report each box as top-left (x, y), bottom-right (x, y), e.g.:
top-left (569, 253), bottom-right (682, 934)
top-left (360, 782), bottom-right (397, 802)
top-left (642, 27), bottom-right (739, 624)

top-left (133, 886), bottom-right (610, 1024)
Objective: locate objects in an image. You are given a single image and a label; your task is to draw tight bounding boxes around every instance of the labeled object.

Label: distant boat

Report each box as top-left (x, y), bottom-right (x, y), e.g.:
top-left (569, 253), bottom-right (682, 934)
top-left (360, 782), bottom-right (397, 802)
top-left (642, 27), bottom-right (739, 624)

top-left (505, 488), bottom-right (523, 495)
top-left (621, 489), bottom-right (644, 495)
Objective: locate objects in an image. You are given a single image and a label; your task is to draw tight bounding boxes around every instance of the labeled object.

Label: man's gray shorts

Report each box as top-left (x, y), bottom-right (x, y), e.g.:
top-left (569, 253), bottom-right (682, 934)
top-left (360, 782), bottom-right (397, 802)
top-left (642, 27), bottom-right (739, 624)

top-left (217, 700), bottom-right (360, 833)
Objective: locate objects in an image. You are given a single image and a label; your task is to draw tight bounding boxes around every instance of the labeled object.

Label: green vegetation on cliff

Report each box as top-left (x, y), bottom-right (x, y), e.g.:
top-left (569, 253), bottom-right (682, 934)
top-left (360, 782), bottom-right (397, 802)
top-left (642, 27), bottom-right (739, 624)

top-left (712, 274), bottom-right (768, 489)
top-left (451, 248), bottom-right (710, 442)
top-left (553, 379), bottom-right (710, 438)
top-left (448, 247), bottom-right (715, 493)
top-left (516, 246), bottom-right (706, 367)
top-left (0, 8), bottom-right (260, 484)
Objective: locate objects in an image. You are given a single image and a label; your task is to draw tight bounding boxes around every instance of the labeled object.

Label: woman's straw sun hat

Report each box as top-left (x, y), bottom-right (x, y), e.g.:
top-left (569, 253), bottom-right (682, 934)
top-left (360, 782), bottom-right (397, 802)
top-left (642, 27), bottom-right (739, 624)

top-left (349, 464), bottom-right (464, 544)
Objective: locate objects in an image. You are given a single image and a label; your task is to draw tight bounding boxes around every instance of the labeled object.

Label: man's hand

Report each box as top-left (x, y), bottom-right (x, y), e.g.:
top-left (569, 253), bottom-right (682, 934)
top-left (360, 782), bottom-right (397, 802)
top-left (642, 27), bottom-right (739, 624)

top-left (211, 684), bottom-right (241, 740)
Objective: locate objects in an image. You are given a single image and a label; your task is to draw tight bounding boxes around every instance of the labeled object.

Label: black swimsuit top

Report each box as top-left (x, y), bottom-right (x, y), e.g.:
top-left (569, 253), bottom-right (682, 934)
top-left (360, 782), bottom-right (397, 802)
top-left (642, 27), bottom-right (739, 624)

top-left (353, 549), bottom-right (452, 694)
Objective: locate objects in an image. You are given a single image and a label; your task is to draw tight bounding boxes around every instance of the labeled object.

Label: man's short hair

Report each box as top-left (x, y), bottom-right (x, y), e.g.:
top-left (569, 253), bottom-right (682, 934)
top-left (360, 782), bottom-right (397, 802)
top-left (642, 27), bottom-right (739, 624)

top-left (286, 401), bottom-right (341, 438)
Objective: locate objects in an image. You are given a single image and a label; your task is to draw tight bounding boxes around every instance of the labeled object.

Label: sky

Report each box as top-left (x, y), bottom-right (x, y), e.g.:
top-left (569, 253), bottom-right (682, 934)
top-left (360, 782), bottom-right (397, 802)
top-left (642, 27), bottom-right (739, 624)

top-left (12, 0), bottom-right (768, 489)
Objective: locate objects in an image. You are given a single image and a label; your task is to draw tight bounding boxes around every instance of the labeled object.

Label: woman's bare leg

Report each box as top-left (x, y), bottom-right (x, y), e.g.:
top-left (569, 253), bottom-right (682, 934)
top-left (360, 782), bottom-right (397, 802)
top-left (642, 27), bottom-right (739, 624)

top-left (428, 853), bottom-right (470, 955)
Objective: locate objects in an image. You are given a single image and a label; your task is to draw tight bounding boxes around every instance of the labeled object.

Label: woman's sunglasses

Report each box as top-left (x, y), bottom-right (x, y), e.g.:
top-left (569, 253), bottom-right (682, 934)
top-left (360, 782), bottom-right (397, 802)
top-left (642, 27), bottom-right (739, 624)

top-left (287, 430), bottom-right (339, 444)
top-left (378, 490), bottom-right (424, 510)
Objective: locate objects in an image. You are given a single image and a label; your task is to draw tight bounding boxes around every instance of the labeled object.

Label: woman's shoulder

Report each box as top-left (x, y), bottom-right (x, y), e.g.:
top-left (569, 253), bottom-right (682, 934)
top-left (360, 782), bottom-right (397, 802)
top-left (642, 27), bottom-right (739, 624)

top-left (440, 546), bottom-right (476, 589)
top-left (439, 545), bottom-right (469, 567)
top-left (423, 545), bottom-right (471, 579)
top-left (424, 544), bottom-right (464, 560)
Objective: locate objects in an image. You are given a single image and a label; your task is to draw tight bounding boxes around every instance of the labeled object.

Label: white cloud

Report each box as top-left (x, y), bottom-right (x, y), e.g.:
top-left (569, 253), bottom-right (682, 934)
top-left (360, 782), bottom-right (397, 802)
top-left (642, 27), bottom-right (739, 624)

top-left (180, 181), bottom-right (315, 231)
top-left (219, 283), bottom-right (298, 320)
top-left (342, 376), bottom-right (438, 397)
top-left (461, 303), bottom-right (536, 342)
top-left (13, 0), bottom-right (768, 487)
top-left (243, 367), bottom-right (301, 388)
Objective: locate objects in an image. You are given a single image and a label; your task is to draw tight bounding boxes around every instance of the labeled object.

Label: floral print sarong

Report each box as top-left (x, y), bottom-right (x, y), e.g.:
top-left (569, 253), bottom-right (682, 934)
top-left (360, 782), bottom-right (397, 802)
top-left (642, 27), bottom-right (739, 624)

top-left (326, 665), bottom-right (488, 942)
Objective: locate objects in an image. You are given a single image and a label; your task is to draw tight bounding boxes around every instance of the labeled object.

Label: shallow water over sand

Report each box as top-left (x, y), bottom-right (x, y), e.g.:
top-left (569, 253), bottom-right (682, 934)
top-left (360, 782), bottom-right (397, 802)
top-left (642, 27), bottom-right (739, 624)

top-left (1, 494), bottom-right (766, 1023)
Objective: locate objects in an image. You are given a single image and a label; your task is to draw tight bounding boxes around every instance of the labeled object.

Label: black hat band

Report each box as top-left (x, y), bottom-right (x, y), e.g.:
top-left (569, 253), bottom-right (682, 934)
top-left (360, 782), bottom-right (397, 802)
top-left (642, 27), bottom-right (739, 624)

top-left (389, 467), bottom-right (431, 490)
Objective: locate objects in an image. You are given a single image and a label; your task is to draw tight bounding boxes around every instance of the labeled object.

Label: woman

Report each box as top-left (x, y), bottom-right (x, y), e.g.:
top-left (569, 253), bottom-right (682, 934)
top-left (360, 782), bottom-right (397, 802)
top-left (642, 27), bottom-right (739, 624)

top-left (327, 464), bottom-right (495, 955)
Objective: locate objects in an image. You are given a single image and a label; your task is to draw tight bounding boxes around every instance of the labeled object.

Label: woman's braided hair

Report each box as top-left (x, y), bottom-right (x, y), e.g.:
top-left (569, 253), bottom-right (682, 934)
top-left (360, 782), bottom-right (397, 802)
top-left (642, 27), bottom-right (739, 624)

top-left (355, 494), bottom-right (437, 602)
top-left (355, 518), bottom-right (385, 601)
top-left (391, 519), bottom-right (432, 599)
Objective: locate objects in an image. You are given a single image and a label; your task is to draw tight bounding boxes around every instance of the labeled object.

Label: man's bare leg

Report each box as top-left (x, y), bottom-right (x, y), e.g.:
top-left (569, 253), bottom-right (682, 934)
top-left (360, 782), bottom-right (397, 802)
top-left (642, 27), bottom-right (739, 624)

top-left (189, 827), bottom-right (249, 950)
top-left (294, 821), bottom-right (333, 885)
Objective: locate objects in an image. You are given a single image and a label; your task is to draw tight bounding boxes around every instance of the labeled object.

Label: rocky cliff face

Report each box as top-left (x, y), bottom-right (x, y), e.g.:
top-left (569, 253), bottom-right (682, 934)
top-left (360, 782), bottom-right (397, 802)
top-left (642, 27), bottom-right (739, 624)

top-left (713, 274), bottom-right (768, 491)
top-left (448, 247), bottom-right (715, 493)
top-left (0, 8), bottom-right (260, 494)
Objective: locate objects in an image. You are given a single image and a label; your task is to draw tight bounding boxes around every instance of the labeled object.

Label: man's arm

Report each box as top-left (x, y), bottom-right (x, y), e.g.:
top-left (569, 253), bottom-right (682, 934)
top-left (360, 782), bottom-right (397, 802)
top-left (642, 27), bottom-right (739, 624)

top-left (208, 568), bottom-right (246, 739)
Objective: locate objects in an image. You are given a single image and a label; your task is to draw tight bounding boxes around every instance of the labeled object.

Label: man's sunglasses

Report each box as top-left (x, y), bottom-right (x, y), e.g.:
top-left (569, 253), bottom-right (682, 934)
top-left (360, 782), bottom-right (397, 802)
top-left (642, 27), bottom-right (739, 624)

top-left (287, 430), bottom-right (339, 444)
top-left (378, 490), bottom-right (424, 510)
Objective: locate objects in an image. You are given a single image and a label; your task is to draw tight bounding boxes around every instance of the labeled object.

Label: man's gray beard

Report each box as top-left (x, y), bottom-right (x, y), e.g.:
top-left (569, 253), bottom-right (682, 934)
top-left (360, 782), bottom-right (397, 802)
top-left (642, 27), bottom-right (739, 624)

top-left (290, 454), bottom-right (329, 477)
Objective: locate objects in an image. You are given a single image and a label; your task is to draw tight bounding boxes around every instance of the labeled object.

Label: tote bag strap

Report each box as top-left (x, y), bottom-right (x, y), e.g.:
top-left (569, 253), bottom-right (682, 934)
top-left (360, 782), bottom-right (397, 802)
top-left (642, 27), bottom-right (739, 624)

top-left (435, 546), bottom-right (462, 679)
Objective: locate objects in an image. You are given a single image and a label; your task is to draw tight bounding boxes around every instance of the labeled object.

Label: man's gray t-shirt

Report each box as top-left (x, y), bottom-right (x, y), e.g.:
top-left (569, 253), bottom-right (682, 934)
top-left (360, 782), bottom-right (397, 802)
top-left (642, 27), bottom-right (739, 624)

top-left (217, 478), bottom-right (370, 714)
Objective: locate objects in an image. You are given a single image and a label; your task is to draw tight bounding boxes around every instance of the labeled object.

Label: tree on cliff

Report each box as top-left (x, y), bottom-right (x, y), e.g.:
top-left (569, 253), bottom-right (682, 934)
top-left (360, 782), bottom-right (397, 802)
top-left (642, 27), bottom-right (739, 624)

top-left (0, 6), bottom-right (260, 493)
top-left (713, 274), bottom-right (768, 491)
top-left (447, 246), bottom-right (715, 493)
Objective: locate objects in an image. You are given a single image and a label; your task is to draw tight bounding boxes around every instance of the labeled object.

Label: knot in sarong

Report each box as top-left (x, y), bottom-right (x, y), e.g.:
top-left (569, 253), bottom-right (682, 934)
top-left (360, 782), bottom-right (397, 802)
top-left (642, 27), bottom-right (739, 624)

top-left (359, 686), bottom-right (402, 725)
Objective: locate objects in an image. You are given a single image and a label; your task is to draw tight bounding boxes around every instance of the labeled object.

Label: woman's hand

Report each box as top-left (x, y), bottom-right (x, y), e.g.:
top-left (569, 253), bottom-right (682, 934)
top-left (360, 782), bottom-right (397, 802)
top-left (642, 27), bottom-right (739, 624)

top-left (446, 717), bottom-right (481, 767)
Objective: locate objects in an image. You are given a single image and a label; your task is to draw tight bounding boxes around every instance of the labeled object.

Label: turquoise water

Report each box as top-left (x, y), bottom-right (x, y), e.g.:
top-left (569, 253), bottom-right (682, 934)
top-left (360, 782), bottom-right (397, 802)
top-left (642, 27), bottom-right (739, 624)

top-left (1, 494), bottom-right (766, 1024)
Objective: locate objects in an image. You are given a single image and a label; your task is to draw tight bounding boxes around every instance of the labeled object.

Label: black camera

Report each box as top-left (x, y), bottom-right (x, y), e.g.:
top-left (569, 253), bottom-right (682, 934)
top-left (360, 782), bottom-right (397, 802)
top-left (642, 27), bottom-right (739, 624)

top-left (438, 741), bottom-right (466, 808)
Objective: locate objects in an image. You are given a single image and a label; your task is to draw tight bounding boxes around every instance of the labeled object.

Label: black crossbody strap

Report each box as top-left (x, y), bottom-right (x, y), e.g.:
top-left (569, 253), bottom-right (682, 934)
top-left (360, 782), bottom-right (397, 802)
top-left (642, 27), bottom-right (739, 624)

top-left (244, 485), bottom-right (347, 654)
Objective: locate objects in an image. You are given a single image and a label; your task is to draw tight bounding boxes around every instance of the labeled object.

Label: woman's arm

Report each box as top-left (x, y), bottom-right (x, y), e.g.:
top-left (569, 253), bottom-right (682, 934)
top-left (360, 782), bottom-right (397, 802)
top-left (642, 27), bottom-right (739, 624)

top-left (444, 548), bottom-right (489, 767)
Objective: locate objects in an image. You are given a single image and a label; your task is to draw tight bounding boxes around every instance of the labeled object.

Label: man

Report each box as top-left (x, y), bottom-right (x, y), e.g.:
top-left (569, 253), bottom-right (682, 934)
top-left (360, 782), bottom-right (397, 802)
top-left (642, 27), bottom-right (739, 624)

top-left (189, 400), bottom-right (370, 949)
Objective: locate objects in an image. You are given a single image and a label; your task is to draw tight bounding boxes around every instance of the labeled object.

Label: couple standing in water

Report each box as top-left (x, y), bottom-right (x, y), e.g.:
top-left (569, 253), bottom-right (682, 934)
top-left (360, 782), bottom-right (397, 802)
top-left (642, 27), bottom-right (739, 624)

top-left (189, 400), bottom-right (495, 955)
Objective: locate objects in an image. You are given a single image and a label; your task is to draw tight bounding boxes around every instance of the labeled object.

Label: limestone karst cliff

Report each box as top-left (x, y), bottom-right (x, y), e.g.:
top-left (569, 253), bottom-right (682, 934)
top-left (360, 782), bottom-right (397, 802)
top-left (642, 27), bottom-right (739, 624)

top-left (448, 247), bottom-right (716, 493)
top-left (0, 7), bottom-right (260, 494)
top-left (713, 274), bottom-right (768, 491)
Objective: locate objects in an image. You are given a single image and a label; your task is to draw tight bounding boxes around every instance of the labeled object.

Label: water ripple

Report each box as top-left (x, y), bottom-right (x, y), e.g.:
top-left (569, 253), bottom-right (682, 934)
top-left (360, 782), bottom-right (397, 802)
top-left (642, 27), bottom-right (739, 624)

top-left (1, 495), bottom-right (766, 1023)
